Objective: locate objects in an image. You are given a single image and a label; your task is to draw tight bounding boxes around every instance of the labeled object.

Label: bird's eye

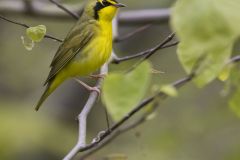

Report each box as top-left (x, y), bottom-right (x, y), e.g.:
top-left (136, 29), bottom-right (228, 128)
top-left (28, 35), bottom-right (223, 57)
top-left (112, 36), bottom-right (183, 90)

top-left (103, 1), bottom-right (112, 7)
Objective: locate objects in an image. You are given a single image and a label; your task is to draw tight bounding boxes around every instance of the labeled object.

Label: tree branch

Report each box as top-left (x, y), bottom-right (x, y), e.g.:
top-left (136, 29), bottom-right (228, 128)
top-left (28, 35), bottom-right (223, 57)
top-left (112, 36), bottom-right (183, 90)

top-left (79, 102), bottom-right (159, 160)
top-left (0, 14), bottom-right (29, 27)
top-left (143, 32), bottom-right (176, 59)
top-left (114, 24), bottom-right (152, 43)
top-left (63, 64), bottom-right (108, 160)
top-left (229, 55), bottom-right (240, 63)
top-left (0, 14), bottom-right (63, 42)
top-left (112, 33), bottom-right (177, 64)
top-left (48, 0), bottom-right (79, 20)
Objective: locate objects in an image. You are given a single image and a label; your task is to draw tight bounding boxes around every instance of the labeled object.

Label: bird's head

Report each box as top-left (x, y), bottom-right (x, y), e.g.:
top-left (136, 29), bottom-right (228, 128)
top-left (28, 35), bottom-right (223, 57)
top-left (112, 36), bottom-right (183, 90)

top-left (85, 0), bottom-right (126, 21)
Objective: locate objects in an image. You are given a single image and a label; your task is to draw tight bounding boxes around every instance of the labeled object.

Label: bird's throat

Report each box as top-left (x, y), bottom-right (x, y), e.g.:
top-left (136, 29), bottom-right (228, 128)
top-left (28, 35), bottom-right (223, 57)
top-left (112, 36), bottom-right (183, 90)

top-left (97, 6), bottom-right (117, 22)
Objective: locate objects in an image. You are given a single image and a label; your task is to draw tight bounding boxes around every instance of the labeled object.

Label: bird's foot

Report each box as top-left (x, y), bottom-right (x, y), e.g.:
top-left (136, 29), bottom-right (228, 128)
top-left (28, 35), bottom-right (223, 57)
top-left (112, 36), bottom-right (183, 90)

top-left (74, 78), bottom-right (101, 95)
top-left (88, 86), bottom-right (101, 95)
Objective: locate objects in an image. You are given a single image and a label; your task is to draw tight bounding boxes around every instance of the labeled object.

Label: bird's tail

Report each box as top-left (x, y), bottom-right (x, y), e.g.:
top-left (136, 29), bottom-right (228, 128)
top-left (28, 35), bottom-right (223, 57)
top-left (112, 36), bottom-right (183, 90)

top-left (35, 78), bottom-right (62, 111)
top-left (35, 85), bottom-right (51, 111)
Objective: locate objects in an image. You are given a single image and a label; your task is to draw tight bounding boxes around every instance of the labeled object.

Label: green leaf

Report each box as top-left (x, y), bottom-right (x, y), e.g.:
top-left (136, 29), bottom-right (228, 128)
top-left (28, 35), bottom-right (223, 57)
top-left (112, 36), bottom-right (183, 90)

top-left (21, 36), bottom-right (35, 51)
top-left (171, 0), bottom-right (240, 87)
top-left (218, 64), bottom-right (233, 82)
top-left (160, 85), bottom-right (178, 97)
top-left (146, 112), bottom-right (157, 121)
top-left (102, 61), bottom-right (152, 121)
top-left (26, 25), bottom-right (46, 42)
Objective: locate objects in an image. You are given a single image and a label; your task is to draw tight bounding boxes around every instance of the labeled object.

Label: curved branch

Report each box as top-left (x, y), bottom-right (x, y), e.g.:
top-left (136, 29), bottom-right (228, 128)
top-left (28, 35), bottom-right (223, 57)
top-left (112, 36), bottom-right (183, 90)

top-left (79, 101), bottom-right (159, 160)
top-left (230, 55), bottom-right (240, 63)
top-left (48, 0), bottom-right (79, 20)
top-left (0, 14), bottom-right (63, 42)
top-left (112, 33), bottom-right (177, 64)
top-left (114, 24), bottom-right (152, 43)
top-left (63, 64), bottom-right (108, 160)
top-left (79, 115), bottom-right (148, 160)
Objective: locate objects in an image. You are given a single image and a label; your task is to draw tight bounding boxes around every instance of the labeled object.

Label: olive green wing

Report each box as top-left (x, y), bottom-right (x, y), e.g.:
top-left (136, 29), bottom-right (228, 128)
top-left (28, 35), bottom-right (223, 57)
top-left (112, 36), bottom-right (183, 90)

top-left (44, 23), bottom-right (95, 85)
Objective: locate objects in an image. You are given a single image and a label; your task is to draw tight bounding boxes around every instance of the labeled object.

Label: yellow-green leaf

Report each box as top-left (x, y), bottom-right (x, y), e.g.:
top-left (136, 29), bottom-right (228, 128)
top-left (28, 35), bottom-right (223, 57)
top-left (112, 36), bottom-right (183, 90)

top-left (102, 61), bottom-right (152, 121)
top-left (21, 36), bottom-right (35, 51)
top-left (26, 25), bottom-right (46, 42)
top-left (218, 64), bottom-right (233, 82)
top-left (146, 112), bottom-right (157, 121)
top-left (160, 85), bottom-right (178, 97)
top-left (171, 0), bottom-right (240, 87)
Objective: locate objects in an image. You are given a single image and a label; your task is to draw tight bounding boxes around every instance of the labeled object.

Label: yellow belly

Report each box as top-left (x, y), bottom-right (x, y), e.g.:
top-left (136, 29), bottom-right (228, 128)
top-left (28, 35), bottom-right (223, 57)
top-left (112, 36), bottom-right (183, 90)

top-left (71, 36), bottom-right (112, 76)
top-left (57, 33), bottom-right (112, 81)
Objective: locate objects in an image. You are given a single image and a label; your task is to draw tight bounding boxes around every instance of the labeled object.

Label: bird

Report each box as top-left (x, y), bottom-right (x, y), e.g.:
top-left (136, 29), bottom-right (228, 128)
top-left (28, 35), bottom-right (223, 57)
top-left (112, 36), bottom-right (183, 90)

top-left (35, 0), bottom-right (126, 111)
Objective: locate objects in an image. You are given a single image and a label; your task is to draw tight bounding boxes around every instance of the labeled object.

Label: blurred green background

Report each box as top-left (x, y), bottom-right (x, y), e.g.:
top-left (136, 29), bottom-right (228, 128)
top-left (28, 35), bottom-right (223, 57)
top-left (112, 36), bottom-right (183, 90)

top-left (0, 0), bottom-right (240, 160)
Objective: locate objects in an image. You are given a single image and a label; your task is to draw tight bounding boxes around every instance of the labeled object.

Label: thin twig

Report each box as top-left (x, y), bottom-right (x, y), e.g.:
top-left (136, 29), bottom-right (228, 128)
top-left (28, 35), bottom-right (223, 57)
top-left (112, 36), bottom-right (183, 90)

top-left (124, 32), bottom-right (175, 72)
top-left (139, 32), bottom-right (176, 60)
top-left (44, 35), bottom-right (63, 42)
top-left (79, 117), bottom-right (147, 160)
top-left (0, 14), bottom-right (29, 28)
top-left (63, 64), bottom-right (108, 160)
top-left (112, 33), bottom-right (177, 64)
top-left (114, 24), bottom-right (152, 43)
top-left (0, 14), bottom-right (63, 42)
top-left (163, 41), bottom-right (179, 48)
top-left (48, 0), bottom-right (79, 20)
top-left (229, 55), bottom-right (240, 63)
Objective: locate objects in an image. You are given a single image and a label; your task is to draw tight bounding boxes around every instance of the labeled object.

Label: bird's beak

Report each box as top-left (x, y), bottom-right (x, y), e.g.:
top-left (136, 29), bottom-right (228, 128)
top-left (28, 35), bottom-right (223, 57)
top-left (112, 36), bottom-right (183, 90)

top-left (113, 3), bottom-right (126, 8)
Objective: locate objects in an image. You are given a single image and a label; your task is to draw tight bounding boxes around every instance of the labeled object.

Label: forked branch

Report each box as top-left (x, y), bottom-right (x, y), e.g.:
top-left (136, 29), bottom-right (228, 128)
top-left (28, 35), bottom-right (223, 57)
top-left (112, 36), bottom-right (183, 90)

top-left (77, 55), bottom-right (240, 159)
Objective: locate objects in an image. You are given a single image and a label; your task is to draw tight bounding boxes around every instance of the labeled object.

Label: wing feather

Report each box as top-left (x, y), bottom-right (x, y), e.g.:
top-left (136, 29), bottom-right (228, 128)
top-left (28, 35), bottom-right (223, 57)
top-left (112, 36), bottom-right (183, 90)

top-left (44, 21), bottom-right (96, 85)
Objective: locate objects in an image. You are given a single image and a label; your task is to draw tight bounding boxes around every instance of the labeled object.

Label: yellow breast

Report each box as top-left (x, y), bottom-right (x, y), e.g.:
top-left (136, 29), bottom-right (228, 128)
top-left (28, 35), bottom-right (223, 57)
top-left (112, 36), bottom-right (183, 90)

top-left (62, 20), bottom-right (113, 77)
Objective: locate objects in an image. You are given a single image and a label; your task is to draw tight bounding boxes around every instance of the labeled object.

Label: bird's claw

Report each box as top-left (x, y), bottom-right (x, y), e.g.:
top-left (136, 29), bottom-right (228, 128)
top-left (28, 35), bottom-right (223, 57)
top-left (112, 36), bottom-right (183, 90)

top-left (89, 86), bottom-right (101, 95)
